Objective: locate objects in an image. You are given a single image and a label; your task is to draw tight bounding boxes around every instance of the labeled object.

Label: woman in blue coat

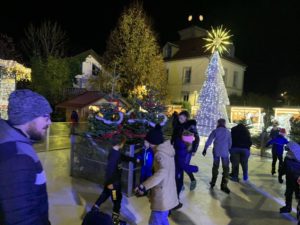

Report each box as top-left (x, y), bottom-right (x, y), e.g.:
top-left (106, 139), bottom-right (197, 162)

top-left (174, 130), bottom-right (199, 200)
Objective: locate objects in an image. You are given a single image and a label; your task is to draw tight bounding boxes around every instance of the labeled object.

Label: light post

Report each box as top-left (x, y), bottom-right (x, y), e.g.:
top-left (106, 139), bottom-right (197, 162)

top-left (281, 91), bottom-right (289, 106)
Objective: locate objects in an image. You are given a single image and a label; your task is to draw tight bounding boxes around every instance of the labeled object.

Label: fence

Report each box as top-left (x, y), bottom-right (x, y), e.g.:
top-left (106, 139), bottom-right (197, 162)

top-left (70, 134), bottom-right (142, 197)
top-left (34, 122), bottom-right (88, 152)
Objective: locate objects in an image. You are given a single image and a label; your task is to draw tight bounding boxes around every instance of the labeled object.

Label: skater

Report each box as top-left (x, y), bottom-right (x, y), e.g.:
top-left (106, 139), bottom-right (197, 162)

top-left (266, 128), bottom-right (289, 179)
top-left (0, 89), bottom-right (52, 225)
top-left (70, 110), bottom-right (79, 134)
top-left (202, 118), bottom-right (232, 194)
top-left (230, 123), bottom-right (252, 182)
top-left (91, 134), bottom-right (139, 225)
top-left (268, 121), bottom-right (281, 175)
top-left (278, 141), bottom-right (300, 214)
top-left (137, 139), bottom-right (154, 184)
top-left (174, 130), bottom-right (199, 201)
top-left (171, 110), bottom-right (200, 191)
top-left (135, 124), bottom-right (178, 225)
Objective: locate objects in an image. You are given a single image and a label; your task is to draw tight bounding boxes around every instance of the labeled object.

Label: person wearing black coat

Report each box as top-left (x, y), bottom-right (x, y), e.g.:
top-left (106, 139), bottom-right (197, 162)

top-left (171, 110), bottom-right (200, 191)
top-left (229, 123), bottom-right (252, 182)
top-left (278, 142), bottom-right (300, 214)
top-left (0, 90), bottom-right (52, 225)
top-left (92, 135), bottom-right (138, 225)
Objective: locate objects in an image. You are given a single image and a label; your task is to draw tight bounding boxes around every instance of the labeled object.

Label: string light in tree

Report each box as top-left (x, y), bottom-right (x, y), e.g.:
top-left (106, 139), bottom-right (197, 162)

top-left (196, 25), bottom-right (231, 136)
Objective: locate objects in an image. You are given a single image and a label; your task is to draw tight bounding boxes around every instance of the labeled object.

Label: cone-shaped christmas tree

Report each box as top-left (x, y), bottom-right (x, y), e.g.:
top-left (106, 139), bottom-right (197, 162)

top-left (196, 26), bottom-right (231, 136)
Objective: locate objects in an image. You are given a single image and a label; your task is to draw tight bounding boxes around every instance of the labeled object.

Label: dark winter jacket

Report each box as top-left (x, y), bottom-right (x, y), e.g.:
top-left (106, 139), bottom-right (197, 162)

top-left (279, 142), bottom-right (300, 179)
top-left (105, 148), bottom-right (136, 187)
top-left (269, 127), bottom-right (280, 139)
top-left (171, 119), bottom-right (200, 153)
top-left (231, 124), bottom-right (252, 149)
top-left (0, 120), bottom-right (50, 225)
top-left (174, 138), bottom-right (198, 174)
top-left (266, 135), bottom-right (289, 155)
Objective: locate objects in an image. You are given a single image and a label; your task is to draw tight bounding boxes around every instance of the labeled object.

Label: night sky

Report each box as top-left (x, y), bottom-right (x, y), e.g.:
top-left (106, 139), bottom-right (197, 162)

top-left (1, 0), bottom-right (300, 96)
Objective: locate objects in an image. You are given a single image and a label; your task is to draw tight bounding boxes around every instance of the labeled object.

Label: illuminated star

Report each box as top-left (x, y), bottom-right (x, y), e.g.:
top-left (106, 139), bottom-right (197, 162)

top-left (203, 25), bottom-right (232, 55)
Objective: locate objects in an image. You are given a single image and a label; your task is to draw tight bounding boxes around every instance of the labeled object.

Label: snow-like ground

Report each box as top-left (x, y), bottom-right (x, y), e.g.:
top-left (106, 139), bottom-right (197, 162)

top-left (39, 148), bottom-right (299, 225)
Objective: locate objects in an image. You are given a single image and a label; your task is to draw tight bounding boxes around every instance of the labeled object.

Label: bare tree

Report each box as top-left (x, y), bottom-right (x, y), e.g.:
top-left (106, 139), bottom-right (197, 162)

top-left (0, 34), bottom-right (21, 61)
top-left (22, 21), bottom-right (68, 59)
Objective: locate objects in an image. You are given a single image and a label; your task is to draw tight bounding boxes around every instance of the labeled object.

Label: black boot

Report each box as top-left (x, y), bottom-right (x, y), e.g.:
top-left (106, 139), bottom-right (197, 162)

top-left (210, 181), bottom-right (216, 189)
top-left (271, 165), bottom-right (276, 175)
top-left (280, 205), bottom-right (291, 213)
top-left (112, 212), bottom-right (120, 225)
top-left (221, 167), bottom-right (230, 194)
top-left (221, 184), bottom-right (231, 194)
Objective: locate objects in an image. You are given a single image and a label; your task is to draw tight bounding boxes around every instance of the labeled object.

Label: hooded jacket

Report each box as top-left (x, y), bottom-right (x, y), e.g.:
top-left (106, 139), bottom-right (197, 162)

top-left (171, 119), bottom-right (200, 153)
top-left (204, 127), bottom-right (232, 158)
top-left (174, 138), bottom-right (198, 174)
top-left (142, 140), bottom-right (179, 211)
top-left (266, 134), bottom-right (289, 155)
top-left (0, 120), bottom-right (50, 225)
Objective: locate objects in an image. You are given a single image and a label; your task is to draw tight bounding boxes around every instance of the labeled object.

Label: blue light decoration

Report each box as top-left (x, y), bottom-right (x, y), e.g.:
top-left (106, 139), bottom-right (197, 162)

top-left (196, 51), bottom-right (230, 136)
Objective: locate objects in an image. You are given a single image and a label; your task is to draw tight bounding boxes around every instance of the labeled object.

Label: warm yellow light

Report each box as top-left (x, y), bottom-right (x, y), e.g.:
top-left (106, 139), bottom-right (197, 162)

top-left (203, 25), bottom-right (232, 55)
top-left (188, 15), bottom-right (193, 22)
top-left (199, 15), bottom-right (204, 21)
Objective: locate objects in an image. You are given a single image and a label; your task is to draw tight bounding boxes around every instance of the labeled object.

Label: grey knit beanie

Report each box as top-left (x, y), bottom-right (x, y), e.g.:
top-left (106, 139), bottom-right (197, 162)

top-left (8, 89), bottom-right (52, 125)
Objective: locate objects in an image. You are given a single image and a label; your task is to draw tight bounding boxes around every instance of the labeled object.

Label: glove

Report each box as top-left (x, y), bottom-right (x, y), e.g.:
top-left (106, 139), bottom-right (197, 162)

top-left (134, 184), bottom-right (146, 197)
top-left (202, 149), bottom-right (207, 156)
top-left (91, 204), bottom-right (100, 211)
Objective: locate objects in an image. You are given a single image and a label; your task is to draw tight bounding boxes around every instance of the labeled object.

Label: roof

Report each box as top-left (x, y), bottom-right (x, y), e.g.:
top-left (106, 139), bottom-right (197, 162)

top-left (72, 49), bottom-right (103, 64)
top-left (56, 91), bottom-right (130, 109)
top-left (56, 91), bottom-right (106, 108)
top-left (164, 37), bottom-right (246, 67)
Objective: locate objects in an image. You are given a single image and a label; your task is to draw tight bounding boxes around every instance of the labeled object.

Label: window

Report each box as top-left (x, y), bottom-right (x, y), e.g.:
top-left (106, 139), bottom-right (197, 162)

top-left (92, 64), bottom-right (100, 76)
top-left (165, 46), bottom-right (172, 58)
top-left (182, 92), bottom-right (189, 102)
top-left (183, 67), bottom-right (191, 84)
top-left (233, 71), bottom-right (238, 88)
top-left (166, 69), bottom-right (169, 82)
top-left (223, 68), bottom-right (228, 86)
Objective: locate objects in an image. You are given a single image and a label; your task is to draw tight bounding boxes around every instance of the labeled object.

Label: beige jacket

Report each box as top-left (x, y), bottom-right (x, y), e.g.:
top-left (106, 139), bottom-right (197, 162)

top-left (143, 140), bottom-right (179, 211)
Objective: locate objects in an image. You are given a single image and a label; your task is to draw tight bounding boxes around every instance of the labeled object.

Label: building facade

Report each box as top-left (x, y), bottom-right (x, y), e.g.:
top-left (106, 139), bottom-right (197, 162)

top-left (164, 26), bottom-right (246, 115)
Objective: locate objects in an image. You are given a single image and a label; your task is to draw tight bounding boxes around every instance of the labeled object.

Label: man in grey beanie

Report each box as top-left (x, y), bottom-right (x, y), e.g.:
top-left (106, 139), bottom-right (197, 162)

top-left (0, 89), bottom-right (52, 225)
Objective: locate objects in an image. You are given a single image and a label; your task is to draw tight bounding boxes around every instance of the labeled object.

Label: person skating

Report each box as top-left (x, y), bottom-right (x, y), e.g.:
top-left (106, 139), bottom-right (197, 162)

top-left (278, 141), bottom-right (300, 214)
top-left (137, 139), bottom-right (154, 184)
top-left (202, 118), bottom-right (232, 194)
top-left (230, 123), bottom-right (252, 182)
top-left (174, 130), bottom-right (199, 201)
top-left (266, 128), bottom-right (289, 182)
top-left (268, 121), bottom-right (281, 175)
top-left (135, 124), bottom-right (178, 225)
top-left (171, 110), bottom-right (200, 191)
top-left (91, 134), bottom-right (139, 225)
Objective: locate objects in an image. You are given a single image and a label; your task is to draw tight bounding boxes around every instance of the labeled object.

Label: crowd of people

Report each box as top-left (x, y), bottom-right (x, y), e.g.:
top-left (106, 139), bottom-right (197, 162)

top-left (0, 90), bottom-right (300, 225)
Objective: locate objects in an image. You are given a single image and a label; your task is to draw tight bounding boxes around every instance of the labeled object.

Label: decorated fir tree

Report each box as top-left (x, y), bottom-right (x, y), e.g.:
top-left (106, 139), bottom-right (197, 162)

top-left (196, 26), bottom-right (231, 136)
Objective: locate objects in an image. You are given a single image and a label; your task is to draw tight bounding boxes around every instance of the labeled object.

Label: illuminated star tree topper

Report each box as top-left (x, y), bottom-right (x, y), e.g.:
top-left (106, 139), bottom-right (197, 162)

top-left (203, 25), bottom-right (232, 55)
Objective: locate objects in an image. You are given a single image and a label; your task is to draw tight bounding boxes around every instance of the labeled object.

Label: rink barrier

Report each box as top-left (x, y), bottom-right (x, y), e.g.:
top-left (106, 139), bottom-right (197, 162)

top-left (70, 133), bottom-right (142, 197)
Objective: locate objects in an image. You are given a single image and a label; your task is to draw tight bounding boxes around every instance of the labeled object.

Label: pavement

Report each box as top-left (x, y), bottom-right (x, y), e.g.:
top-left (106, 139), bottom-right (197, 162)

top-left (38, 146), bottom-right (299, 225)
